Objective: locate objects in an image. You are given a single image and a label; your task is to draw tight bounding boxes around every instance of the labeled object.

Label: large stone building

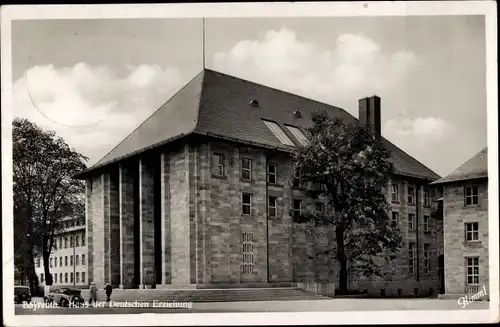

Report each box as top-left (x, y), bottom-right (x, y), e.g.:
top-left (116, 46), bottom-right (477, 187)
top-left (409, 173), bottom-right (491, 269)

top-left (77, 69), bottom-right (443, 295)
top-left (35, 216), bottom-right (88, 287)
top-left (431, 147), bottom-right (488, 298)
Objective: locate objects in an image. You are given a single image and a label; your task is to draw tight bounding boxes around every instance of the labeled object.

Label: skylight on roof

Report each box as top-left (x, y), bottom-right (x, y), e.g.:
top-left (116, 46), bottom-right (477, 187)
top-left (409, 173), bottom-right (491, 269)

top-left (286, 125), bottom-right (309, 146)
top-left (262, 120), bottom-right (295, 146)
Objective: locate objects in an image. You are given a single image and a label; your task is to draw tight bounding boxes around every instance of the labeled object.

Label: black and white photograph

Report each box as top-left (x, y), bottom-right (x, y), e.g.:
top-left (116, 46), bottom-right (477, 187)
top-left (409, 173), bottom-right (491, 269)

top-left (1, 2), bottom-right (498, 325)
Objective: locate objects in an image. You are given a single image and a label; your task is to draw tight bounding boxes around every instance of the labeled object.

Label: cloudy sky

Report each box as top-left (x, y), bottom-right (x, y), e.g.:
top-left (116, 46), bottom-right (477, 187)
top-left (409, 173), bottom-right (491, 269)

top-left (11, 16), bottom-right (487, 176)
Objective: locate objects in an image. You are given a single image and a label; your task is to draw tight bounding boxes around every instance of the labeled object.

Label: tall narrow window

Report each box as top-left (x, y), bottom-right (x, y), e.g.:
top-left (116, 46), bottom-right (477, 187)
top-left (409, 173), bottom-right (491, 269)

top-left (242, 193), bottom-right (252, 215)
top-left (54, 274), bottom-right (58, 283)
top-left (64, 237), bottom-right (68, 248)
top-left (76, 255), bottom-right (80, 266)
top-left (70, 255), bottom-right (73, 266)
top-left (408, 242), bottom-right (416, 275)
top-left (70, 273), bottom-right (74, 283)
top-left (408, 186), bottom-right (415, 204)
top-left (391, 184), bottom-right (399, 203)
top-left (267, 163), bottom-right (277, 184)
top-left (424, 216), bottom-right (430, 232)
top-left (59, 257), bottom-right (62, 266)
top-left (50, 258), bottom-right (53, 268)
top-left (65, 256), bottom-right (68, 266)
top-left (293, 169), bottom-right (302, 188)
top-left (465, 222), bottom-right (479, 241)
top-left (41, 273), bottom-right (44, 283)
top-left (285, 125), bottom-right (309, 146)
top-left (82, 233), bottom-right (86, 246)
top-left (424, 244), bottom-right (430, 275)
top-left (268, 196), bottom-right (277, 217)
top-left (293, 199), bottom-right (302, 218)
top-left (212, 153), bottom-right (225, 176)
top-left (242, 233), bottom-right (255, 274)
top-left (465, 186), bottom-right (479, 206)
top-left (241, 158), bottom-right (253, 181)
top-left (262, 120), bottom-right (295, 146)
top-left (424, 189), bottom-right (430, 207)
top-left (466, 257), bottom-right (479, 285)
top-left (408, 214), bottom-right (416, 231)
top-left (82, 254), bottom-right (86, 266)
top-left (76, 272), bottom-right (80, 283)
top-left (54, 257), bottom-right (57, 267)
top-left (70, 236), bottom-right (74, 247)
top-left (82, 272), bottom-right (86, 283)
top-left (59, 273), bottom-right (62, 283)
top-left (391, 212), bottom-right (399, 228)
top-left (75, 235), bottom-right (80, 247)
top-left (65, 273), bottom-right (68, 283)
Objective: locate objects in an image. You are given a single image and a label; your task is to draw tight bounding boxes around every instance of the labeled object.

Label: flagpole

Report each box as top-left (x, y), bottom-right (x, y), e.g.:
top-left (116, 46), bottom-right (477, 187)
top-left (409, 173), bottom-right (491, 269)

top-left (202, 17), bottom-right (205, 68)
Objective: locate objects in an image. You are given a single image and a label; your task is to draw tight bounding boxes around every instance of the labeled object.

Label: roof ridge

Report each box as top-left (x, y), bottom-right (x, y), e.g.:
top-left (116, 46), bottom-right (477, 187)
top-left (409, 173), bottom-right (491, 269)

top-left (203, 68), bottom-right (356, 118)
top-left (88, 70), bottom-right (205, 170)
top-left (431, 146), bottom-right (487, 184)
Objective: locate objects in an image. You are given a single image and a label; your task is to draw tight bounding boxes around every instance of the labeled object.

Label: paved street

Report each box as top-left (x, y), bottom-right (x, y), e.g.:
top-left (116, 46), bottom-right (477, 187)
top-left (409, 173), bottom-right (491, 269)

top-left (15, 297), bottom-right (489, 315)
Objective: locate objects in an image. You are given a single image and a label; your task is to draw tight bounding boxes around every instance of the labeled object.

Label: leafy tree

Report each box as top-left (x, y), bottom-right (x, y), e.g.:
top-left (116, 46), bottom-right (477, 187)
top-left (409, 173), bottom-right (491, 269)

top-left (292, 111), bottom-right (401, 295)
top-left (13, 118), bottom-right (87, 288)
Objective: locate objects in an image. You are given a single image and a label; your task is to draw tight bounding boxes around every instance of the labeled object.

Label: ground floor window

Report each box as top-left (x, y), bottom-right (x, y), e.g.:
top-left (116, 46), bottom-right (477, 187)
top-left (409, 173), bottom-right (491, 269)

top-left (466, 257), bottom-right (479, 285)
top-left (423, 243), bottom-right (430, 275)
top-left (242, 232), bottom-right (254, 274)
top-left (408, 242), bottom-right (416, 275)
top-left (54, 274), bottom-right (57, 283)
top-left (76, 272), bottom-right (80, 283)
top-left (82, 272), bottom-right (86, 283)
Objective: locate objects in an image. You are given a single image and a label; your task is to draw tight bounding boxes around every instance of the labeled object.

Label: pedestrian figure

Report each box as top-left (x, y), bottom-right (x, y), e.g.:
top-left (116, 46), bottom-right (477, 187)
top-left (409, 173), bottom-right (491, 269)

top-left (89, 282), bottom-right (97, 305)
top-left (105, 283), bottom-right (113, 302)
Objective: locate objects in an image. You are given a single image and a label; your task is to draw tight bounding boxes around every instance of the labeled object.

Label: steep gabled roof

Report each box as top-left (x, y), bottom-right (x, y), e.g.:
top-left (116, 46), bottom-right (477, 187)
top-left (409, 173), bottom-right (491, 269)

top-left (431, 147), bottom-right (488, 185)
top-left (79, 69), bottom-right (440, 181)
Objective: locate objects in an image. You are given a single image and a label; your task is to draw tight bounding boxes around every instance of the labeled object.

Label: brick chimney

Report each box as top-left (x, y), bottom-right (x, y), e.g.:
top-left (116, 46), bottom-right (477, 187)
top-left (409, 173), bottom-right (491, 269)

top-left (359, 96), bottom-right (381, 141)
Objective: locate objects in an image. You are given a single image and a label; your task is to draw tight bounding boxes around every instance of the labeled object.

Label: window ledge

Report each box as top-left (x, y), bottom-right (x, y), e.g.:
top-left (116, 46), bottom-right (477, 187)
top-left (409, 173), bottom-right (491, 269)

top-left (464, 240), bottom-right (482, 245)
top-left (463, 204), bottom-right (481, 209)
top-left (212, 174), bottom-right (228, 179)
top-left (267, 183), bottom-right (284, 188)
top-left (241, 179), bottom-right (255, 183)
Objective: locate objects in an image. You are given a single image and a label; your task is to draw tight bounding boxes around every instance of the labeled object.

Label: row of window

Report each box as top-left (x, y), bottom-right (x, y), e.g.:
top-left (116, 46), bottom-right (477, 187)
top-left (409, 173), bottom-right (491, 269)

top-left (40, 272), bottom-right (86, 284)
top-left (213, 154), bottom-right (279, 185)
top-left (36, 254), bottom-right (86, 268)
top-left (391, 184), bottom-right (431, 206)
top-left (391, 212), bottom-right (431, 232)
top-left (61, 218), bottom-right (85, 229)
top-left (53, 233), bottom-right (86, 250)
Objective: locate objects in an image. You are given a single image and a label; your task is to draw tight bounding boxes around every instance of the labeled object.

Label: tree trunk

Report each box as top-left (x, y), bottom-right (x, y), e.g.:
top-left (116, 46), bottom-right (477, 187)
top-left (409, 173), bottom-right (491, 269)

top-left (27, 250), bottom-right (38, 295)
top-left (42, 237), bottom-right (53, 286)
top-left (336, 225), bottom-right (348, 295)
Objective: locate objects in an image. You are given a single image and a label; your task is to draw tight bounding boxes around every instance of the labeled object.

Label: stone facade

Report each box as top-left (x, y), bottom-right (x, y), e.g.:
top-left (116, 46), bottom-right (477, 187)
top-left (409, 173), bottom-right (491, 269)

top-left (86, 138), bottom-right (442, 294)
top-left (442, 179), bottom-right (489, 296)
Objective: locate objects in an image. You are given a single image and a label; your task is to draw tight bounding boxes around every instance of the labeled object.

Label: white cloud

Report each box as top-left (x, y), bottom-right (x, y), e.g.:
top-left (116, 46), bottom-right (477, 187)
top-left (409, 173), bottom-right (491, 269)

top-left (213, 28), bottom-right (422, 110)
top-left (383, 117), bottom-right (453, 140)
top-left (13, 63), bottom-right (185, 166)
top-left (383, 117), bottom-right (456, 176)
